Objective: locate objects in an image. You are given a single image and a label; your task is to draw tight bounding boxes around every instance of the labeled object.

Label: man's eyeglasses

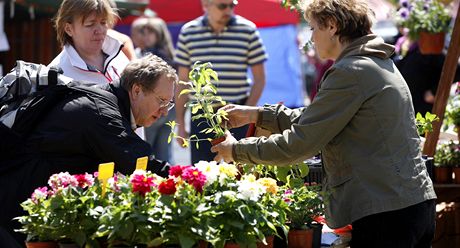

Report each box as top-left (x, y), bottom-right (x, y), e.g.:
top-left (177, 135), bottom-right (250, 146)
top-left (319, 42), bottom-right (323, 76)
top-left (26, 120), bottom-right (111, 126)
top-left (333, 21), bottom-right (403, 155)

top-left (215, 1), bottom-right (238, 10)
top-left (153, 94), bottom-right (175, 111)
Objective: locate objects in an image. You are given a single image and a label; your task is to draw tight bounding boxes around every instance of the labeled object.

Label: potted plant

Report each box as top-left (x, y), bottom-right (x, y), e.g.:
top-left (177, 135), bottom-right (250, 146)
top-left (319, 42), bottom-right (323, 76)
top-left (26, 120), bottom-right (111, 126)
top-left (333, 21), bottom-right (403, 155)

top-left (280, 186), bottom-right (324, 248)
top-left (167, 62), bottom-right (229, 148)
top-left (15, 186), bottom-right (60, 248)
top-left (16, 172), bottom-right (103, 248)
top-left (193, 163), bottom-right (288, 248)
top-left (445, 83), bottom-right (460, 140)
top-left (95, 171), bottom-right (165, 248)
top-left (395, 0), bottom-right (451, 54)
top-left (434, 140), bottom-right (460, 184)
top-left (158, 165), bottom-right (214, 248)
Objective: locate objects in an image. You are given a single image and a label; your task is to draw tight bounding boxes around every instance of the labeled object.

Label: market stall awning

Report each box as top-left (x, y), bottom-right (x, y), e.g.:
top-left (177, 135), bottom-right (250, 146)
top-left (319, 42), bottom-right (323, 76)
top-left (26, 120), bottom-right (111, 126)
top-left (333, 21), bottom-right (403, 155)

top-left (148, 0), bottom-right (299, 27)
top-left (15, 0), bottom-right (149, 15)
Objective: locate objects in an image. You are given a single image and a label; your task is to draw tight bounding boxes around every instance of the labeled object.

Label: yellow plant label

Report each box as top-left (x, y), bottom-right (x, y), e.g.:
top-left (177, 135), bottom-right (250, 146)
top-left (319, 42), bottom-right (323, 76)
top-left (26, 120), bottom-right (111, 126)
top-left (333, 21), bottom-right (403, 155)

top-left (98, 162), bottom-right (114, 196)
top-left (136, 156), bottom-right (148, 171)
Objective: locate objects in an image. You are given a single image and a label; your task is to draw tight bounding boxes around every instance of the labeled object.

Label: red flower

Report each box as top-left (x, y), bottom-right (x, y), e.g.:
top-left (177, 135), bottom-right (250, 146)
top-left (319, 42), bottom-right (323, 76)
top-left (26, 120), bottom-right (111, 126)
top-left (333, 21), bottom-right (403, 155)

top-left (169, 165), bottom-right (192, 177)
top-left (131, 174), bottom-right (155, 196)
top-left (181, 167), bottom-right (206, 192)
top-left (158, 178), bottom-right (177, 195)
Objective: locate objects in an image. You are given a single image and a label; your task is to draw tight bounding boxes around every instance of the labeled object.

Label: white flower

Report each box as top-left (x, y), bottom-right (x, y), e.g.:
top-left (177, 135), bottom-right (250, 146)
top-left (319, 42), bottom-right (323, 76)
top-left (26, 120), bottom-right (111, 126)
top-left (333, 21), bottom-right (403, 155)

top-left (237, 177), bottom-right (266, 201)
top-left (195, 160), bottom-right (219, 185)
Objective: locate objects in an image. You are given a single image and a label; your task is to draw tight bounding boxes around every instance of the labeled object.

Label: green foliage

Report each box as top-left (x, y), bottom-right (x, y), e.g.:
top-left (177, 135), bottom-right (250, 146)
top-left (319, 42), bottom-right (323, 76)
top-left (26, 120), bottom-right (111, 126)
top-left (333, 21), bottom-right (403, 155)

top-left (280, 186), bottom-right (324, 230)
top-left (280, 0), bottom-right (303, 13)
top-left (445, 94), bottom-right (460, 127)
top-left (241, 163), bottom-right (310, 188)
top-left (415, 112), bottom-right (439, 136)
top-left (395, 0), bottom-right (451, 39)
top-left (16, 173), bottom-right (104, 246)
top-left (95, 173), bottom-right (164, 247)
top-left (168, 62), bottom-right (229, 148)
top-left (435, 140), bottom-right (460, 167)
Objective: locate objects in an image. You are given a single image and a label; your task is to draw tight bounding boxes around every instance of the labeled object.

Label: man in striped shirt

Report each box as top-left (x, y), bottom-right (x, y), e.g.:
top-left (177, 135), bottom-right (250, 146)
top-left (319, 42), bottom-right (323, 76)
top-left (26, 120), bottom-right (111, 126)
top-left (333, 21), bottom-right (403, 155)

top-left (174, 0), bottom-right (267, 164)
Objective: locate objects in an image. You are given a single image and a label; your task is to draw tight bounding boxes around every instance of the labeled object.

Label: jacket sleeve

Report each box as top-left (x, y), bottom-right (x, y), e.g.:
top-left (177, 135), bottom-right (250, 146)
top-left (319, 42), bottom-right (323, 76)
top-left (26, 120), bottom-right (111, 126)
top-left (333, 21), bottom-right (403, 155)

top-left (82, 99), bottom-right (168, 176)
top-left (256, 104), bottom-right (306, 133)
top-left (234, 66), bottom-right (364, 166)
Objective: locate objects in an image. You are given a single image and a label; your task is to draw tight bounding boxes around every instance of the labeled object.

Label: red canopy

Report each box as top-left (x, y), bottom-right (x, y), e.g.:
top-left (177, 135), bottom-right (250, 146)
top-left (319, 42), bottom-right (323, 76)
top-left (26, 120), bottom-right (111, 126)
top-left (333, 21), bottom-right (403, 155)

top-left (121, 0), bottom-right (300, 27)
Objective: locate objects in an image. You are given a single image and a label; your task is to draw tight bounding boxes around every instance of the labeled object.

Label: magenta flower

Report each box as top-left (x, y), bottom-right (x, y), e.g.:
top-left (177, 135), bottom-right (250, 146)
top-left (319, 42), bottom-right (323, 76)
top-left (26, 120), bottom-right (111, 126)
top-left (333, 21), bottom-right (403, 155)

top-left (181, 167), bottom-right (207, 192)
top-left (131, 173), bottom-right (156, 196)
top-left (74, 173), bottom-right (95, 188)
top-left (169, 165), bottom-right (192, 177)
top-left (158, 178), bottom-right (177, 195)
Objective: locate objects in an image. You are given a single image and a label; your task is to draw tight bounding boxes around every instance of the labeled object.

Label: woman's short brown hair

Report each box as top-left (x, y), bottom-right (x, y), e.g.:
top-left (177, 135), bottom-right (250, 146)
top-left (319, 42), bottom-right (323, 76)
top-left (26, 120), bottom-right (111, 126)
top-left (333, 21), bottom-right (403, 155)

top-left (53, 0), bottom-right (118, 47)
top-left (303, 0), bottom-right (375, 43)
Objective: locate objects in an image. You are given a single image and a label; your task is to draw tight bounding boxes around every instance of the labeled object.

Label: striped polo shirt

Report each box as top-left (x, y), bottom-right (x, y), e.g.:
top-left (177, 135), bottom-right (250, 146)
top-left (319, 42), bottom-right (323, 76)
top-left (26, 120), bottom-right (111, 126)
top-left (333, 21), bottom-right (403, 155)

top-left (174, 15), bottom-right (267, 103)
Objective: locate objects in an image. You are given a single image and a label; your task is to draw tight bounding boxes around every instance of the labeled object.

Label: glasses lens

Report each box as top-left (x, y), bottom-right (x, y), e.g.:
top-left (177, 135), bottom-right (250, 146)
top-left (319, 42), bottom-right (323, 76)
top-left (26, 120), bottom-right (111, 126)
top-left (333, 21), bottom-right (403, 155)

top-left (216, 3), bottom-right (236, 10)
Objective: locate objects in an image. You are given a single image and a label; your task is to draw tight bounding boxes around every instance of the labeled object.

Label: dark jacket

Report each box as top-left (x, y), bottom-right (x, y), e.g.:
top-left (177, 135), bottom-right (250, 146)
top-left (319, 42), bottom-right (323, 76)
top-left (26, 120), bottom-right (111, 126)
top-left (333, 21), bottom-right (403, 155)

top-left (0, 80), bottom-right (167, 246)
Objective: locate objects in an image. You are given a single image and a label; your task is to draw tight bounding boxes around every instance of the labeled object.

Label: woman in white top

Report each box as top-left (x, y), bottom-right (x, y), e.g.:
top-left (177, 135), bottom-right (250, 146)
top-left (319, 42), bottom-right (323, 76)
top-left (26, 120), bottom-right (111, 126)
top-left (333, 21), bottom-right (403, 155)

top-left (49, 0), bottom-right (129, 85)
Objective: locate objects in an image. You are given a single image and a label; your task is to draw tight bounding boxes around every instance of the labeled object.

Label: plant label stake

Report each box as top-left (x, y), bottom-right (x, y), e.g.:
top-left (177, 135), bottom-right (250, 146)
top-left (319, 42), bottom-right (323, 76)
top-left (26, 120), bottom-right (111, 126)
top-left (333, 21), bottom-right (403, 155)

top-left (98, 162), bottom-right (114, 197)
top-left (136, 156), bottom-right (148, 171)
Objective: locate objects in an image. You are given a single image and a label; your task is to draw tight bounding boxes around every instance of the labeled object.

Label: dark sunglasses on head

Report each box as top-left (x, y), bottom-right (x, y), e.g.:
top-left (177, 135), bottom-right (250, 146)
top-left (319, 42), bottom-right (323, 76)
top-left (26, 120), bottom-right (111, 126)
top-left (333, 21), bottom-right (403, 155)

top-left (215, 1), bottom-right (238, 10)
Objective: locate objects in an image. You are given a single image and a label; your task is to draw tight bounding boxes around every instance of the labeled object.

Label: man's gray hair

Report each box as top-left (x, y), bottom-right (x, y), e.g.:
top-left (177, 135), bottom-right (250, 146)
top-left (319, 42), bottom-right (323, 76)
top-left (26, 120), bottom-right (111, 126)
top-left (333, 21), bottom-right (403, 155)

top-left (120, 54), bottom-right (178, 92)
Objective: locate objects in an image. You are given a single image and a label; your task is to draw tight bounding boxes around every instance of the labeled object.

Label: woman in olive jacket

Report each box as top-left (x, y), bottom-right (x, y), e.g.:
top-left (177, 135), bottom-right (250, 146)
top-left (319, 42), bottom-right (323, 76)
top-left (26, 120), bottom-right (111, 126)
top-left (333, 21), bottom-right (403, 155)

top-left (211, 1), bottom-right (436, 247)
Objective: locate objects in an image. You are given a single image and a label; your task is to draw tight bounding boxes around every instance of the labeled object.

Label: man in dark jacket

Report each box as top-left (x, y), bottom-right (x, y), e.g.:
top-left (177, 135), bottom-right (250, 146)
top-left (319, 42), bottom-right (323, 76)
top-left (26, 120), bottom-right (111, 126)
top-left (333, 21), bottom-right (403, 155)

top-left (0, 54), bottom-right (177, 246)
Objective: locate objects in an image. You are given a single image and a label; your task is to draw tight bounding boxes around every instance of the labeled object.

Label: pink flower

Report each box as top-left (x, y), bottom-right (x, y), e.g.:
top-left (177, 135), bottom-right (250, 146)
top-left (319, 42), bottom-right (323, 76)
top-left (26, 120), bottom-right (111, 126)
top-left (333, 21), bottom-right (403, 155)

top-left (48, 172), bottom-right (78, 191)
top-left (169, 165), bottom-right (192, 177)
top-left (181, 167), bottom-right (207, 192)
top-left (31, 186), bottom-right (49, 204)
top-left (158, 178), bottom-right (177, 195)
top-left (74, 173), bottom-right (95, 188)
top-left (131, 173), bottom-right (155, 196)
top-left (284, 189), bottom-right (293, 195)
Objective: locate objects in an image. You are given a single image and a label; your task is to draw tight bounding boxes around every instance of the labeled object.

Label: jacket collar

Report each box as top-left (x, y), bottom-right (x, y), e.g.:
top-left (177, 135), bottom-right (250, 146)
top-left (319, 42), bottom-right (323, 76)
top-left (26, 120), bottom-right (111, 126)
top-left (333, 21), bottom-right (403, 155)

top-left (64, 34), bottom-right (123, 71)
top-left (103, 80), bottom-right (133, 126)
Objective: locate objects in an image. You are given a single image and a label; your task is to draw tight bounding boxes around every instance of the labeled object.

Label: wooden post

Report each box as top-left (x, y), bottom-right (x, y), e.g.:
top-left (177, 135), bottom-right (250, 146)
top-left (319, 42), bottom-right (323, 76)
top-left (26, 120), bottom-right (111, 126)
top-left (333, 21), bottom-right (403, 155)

top-left (423, 2), bottom-right (460, 156)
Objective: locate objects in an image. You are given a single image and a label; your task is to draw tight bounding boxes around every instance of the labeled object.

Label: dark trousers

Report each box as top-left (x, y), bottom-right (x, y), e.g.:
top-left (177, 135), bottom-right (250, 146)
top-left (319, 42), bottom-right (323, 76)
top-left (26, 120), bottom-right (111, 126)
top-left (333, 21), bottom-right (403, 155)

top-left (190, 109), bottom-right (248, 164)
top-left (351, 199), bottom-right (436, 248)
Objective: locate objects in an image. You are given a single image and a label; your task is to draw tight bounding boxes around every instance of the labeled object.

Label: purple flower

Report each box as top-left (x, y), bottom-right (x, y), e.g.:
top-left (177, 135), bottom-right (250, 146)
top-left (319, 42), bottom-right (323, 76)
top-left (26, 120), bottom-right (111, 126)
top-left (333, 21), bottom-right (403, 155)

top-left (399, 8), bottom-right (410, 20)
top-left (399, 0), bottom-right (410, 8)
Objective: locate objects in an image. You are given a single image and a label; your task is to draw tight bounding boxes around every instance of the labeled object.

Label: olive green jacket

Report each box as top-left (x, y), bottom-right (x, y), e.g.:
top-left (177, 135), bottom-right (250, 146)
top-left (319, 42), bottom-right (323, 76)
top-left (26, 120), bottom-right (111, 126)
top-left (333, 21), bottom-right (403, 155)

top-left (233, 34), bottom-right (436, 228)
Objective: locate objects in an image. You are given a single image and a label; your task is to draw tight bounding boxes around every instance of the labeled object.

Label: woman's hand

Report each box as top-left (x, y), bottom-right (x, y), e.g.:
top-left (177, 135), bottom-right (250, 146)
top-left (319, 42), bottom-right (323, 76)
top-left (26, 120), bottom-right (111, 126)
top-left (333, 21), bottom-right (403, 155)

top-left (211, 131), bottom-right (237, 163)
top-left (219, 104), bottom-right (261, 129)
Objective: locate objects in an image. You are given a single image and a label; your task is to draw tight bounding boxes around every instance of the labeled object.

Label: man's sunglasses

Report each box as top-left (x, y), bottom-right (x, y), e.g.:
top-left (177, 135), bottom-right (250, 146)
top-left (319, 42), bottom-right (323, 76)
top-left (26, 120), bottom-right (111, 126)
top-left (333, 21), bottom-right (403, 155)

top-left (215, 1), bottom-right (238, 10)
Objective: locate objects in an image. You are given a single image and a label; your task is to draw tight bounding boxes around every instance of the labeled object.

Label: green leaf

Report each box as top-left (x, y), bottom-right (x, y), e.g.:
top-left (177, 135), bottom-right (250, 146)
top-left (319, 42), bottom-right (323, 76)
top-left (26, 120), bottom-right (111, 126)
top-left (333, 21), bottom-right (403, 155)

top-left (298, 163), bottom-right (310, 178)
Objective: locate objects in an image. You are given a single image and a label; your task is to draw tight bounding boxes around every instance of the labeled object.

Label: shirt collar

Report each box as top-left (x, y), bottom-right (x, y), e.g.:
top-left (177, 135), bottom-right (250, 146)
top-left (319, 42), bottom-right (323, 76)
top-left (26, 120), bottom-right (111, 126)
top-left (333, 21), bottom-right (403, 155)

top-left (130, 109), bottom-right (137, 131)
top-left (201, 15), bottom-right (237, 28)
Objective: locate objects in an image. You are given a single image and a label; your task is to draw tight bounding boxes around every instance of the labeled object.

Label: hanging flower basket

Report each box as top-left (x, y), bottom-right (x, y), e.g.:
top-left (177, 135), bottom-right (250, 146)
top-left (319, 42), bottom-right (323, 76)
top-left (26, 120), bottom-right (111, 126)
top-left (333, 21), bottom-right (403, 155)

top-left (418, 32), bottom-right (445, 55)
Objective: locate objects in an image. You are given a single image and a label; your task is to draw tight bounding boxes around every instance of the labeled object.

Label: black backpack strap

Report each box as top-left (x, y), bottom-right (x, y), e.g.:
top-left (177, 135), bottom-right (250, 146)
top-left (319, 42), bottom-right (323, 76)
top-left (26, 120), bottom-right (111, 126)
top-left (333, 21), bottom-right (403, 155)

top-left (47, 66), bottom-right (62, 86)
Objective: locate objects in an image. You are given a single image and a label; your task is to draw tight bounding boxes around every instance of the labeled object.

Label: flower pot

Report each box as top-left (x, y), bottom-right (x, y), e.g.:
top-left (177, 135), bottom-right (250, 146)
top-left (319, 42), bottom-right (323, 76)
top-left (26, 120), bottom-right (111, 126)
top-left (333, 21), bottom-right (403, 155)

top-left (287, 229), bottom-right (313, 248)
top-left (418, 32), bottom-right (445, 55)
top-left (453, 167), bottom-right (460, 184)
top-left (198, 240), bottom-right (209, 248)
top-left (210, 136), bottom-right (226, 146)
top-left (58, 243), bottom-right (79, 248)
top-left (224, 243), bottom-right (240, 248)
top-left (310, 223), bottom-right (323, 248)
top-left (434, 166), bottom-right (452, 184)
top-left (457, 125), bottom-right (460, 142)
top-left (256, 236), bottom-right (274, 248)
top-left (25, 242), bottom-right (59, 248)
